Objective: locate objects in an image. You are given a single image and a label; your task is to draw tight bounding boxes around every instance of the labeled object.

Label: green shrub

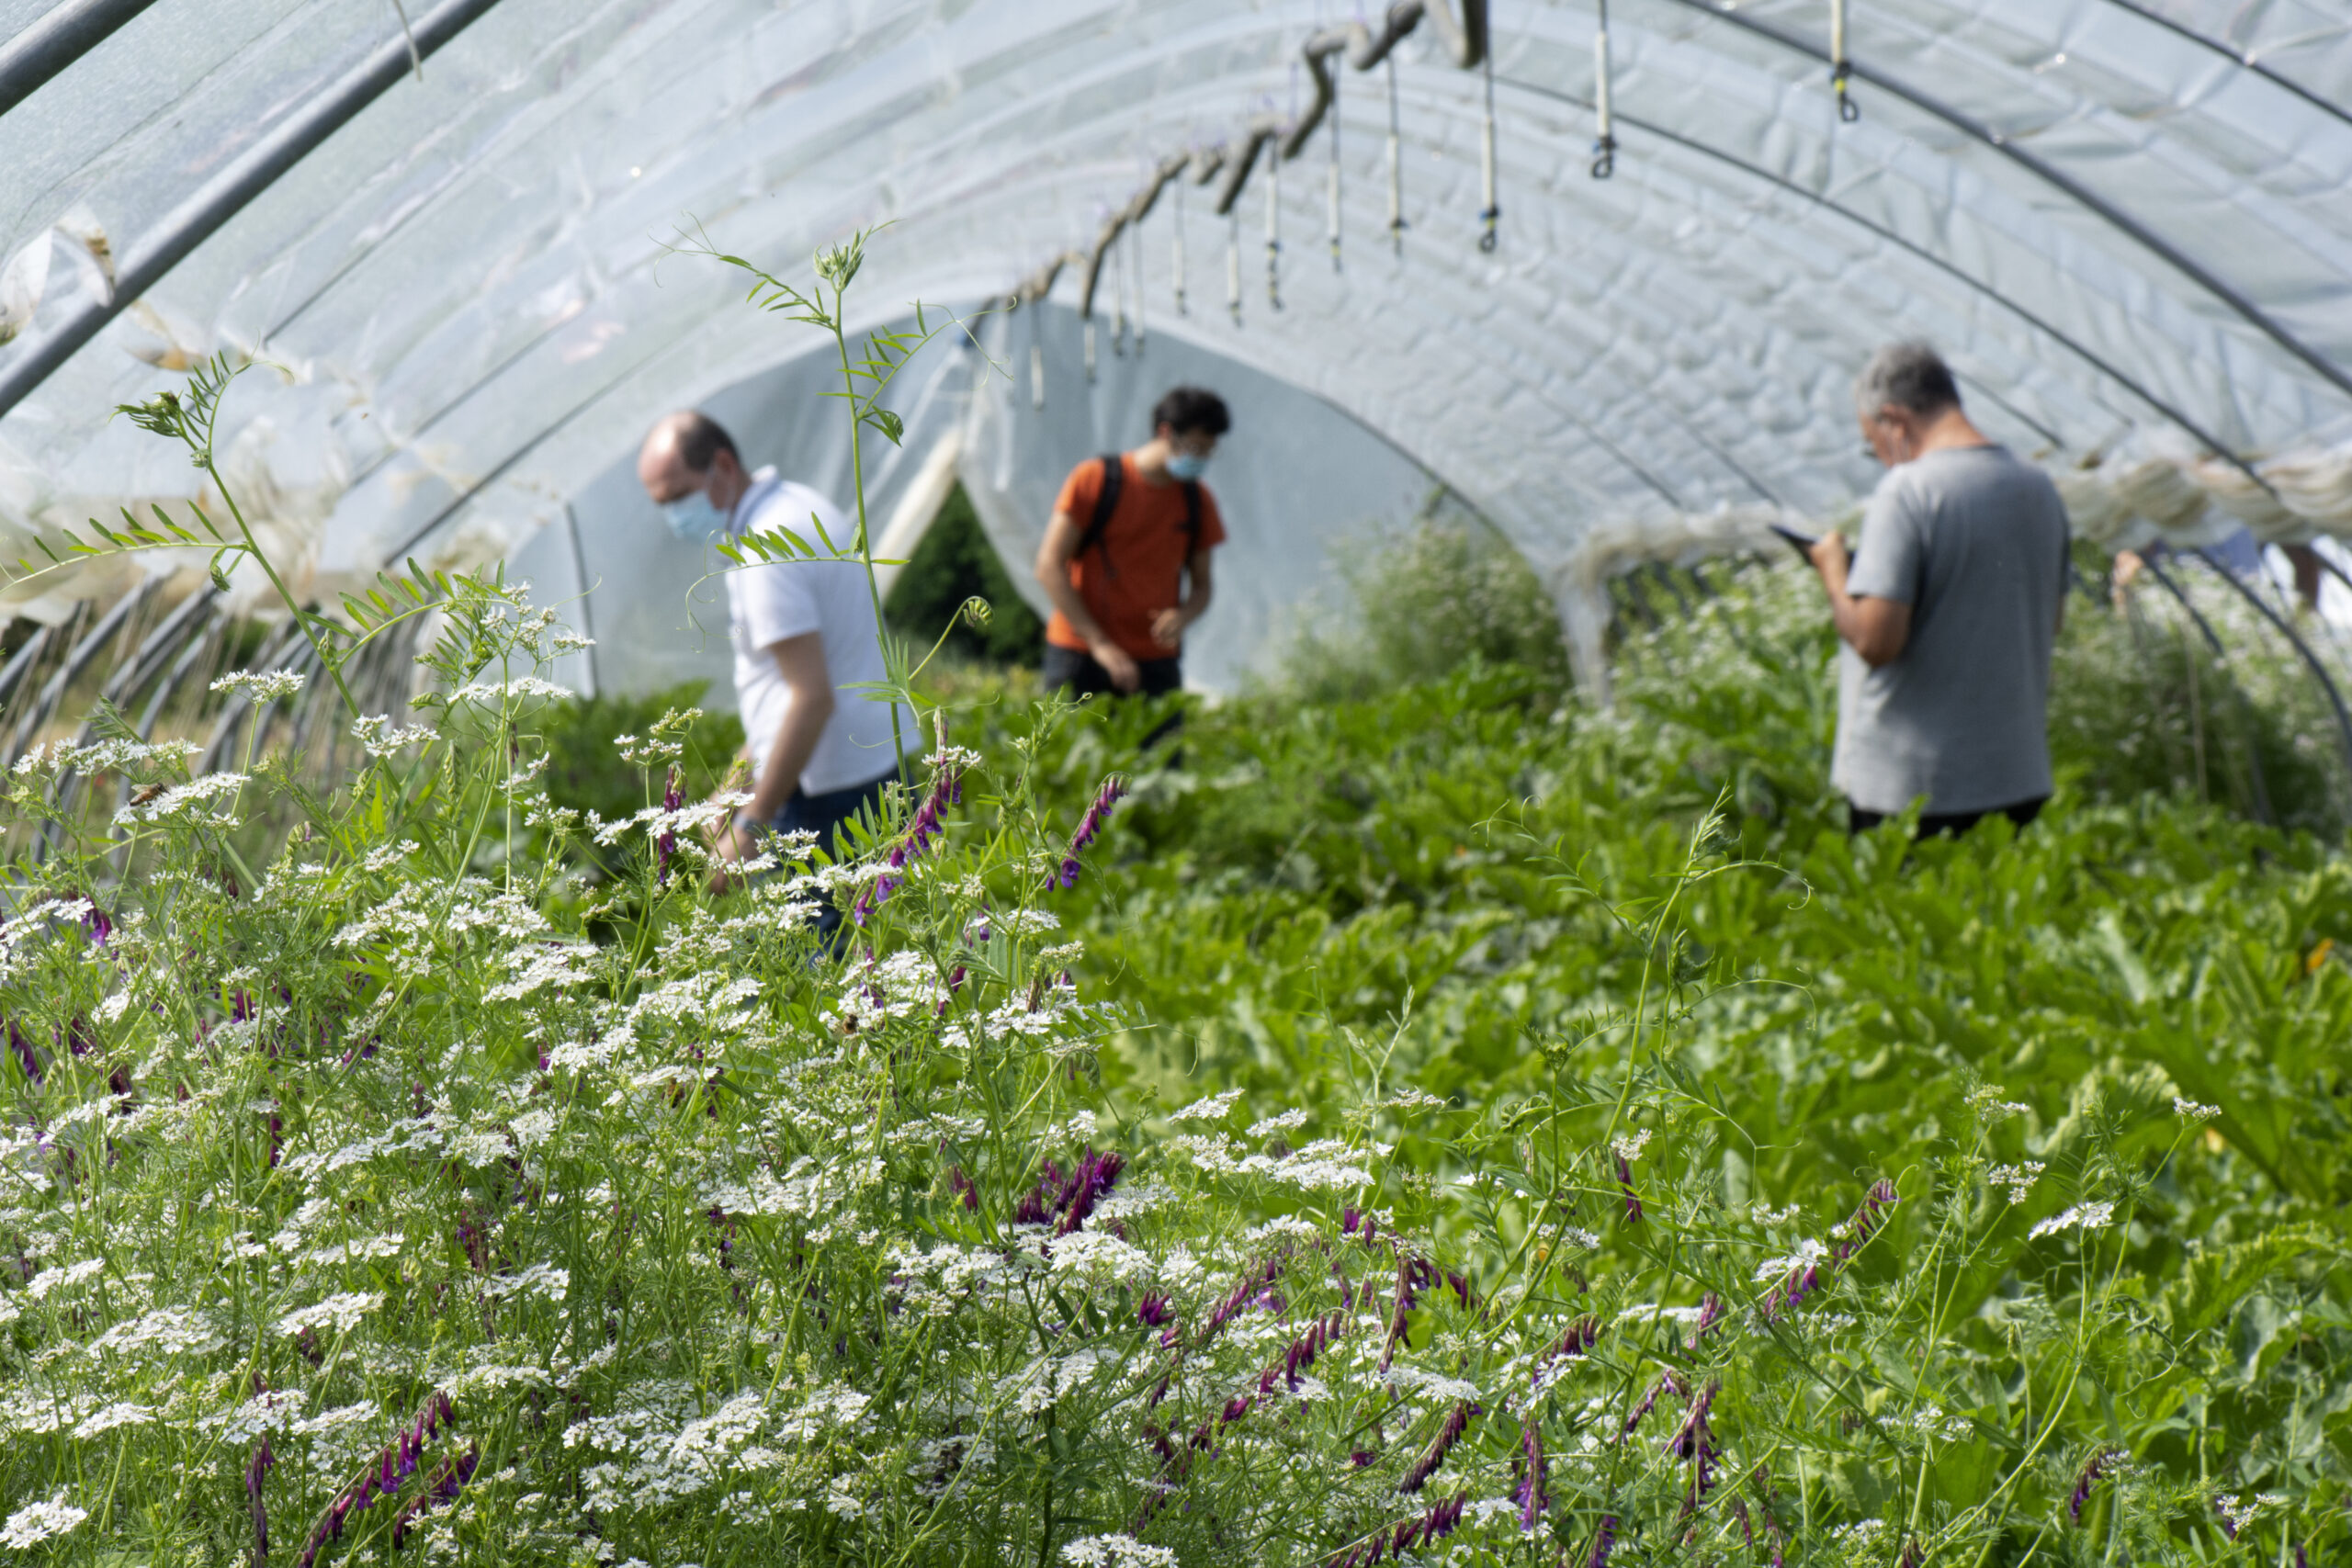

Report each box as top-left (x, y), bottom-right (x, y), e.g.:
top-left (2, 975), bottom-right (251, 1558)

top-left (884, 482), bottom-right (1044, 665)
top-left (1273, 499), bottom-right (1572, 700)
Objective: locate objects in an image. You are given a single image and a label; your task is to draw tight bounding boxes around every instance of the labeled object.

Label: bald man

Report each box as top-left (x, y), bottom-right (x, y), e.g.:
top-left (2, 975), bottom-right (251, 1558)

top-left (637, 412), bottom-right (910, 891)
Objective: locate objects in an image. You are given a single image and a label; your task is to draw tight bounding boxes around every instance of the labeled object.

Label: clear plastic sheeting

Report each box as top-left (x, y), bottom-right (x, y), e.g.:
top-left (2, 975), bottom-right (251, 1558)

top-left (0, 0), bottom-right (2347, 689)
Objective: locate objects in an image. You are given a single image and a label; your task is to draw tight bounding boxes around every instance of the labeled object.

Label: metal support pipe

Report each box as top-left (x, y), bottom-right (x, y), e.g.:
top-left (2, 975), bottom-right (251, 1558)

top-left (0, 0), bottom-right (505, 419)
top-left (3, 576), bottom-right (157, 766)
top-left (0, 0), bottom-right (160, 119)
top-left (2190, 548), bottom-right (2352, 779)
top-left (1496, 73), bottom-right (2280, 500)
top-left (1652, 0), bottom-right (2352, 409)
top-left (2139, 555), bottom-right (2275, 823)
top-left (2092, 0), bottom-right (2352, 136)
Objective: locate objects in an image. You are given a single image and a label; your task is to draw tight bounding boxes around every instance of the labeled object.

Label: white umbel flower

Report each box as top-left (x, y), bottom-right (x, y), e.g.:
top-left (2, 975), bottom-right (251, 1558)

top-left (1, 1493), bottom-right (88, 1549)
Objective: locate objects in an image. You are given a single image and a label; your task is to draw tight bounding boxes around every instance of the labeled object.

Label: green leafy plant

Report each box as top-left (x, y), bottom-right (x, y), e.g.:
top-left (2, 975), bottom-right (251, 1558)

top-left (3, 236), bottom-right (2347, 1568)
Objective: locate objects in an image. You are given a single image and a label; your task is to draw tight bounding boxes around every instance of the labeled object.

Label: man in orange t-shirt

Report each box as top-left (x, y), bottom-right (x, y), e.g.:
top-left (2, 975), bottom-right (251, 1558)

top-left (1033, 386), bottom-right (1230, 698)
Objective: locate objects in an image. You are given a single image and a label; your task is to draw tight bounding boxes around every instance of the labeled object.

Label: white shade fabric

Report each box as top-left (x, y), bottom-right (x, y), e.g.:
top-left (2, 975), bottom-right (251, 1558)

top-left (1, 0), bottom-right (2349, 686)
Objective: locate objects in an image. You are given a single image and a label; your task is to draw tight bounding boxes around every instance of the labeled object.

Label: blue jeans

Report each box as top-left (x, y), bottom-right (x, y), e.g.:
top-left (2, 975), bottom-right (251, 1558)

top-left (770, 770), bottom-right (898, 942)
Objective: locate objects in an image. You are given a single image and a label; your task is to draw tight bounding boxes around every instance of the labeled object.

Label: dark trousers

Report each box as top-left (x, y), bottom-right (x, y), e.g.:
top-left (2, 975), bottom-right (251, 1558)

top-left (1849, 796), bottom-right (2046, 840)
top-left (770, 769), bottom-right (897, 941)
top-left (1041, 644), bottom-right (1183, 698)
top-left (1041, 644), bottom-right (1185, 751)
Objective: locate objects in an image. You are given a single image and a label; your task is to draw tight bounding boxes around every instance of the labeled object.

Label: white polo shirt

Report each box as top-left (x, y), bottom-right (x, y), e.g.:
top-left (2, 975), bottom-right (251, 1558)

top-left (726, 468), bottom-right (913, 798)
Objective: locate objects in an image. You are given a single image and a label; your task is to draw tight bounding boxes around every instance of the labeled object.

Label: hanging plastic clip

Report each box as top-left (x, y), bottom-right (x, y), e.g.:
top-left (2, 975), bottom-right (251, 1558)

top-left (1328, 66), bottom-right (1343, 272)
top-left (1591, 1), bottom-right (1617, 179)
top-left (1477, 50), bottom-right (1500, 252)
top-left (1385, 54), bottom-right (1408, 256)
top-left (1831, 0), bottom-right (1860, 121)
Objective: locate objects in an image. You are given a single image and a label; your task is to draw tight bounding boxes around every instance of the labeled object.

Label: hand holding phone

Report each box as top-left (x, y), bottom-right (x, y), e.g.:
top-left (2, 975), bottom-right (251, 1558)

top-left (1769, 523), bottom-right (1820, 563)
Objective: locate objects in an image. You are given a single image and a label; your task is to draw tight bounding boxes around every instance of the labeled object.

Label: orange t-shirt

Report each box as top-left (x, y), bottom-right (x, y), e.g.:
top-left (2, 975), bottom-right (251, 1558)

top-left (1046, 453), bottom-right (1227, 661)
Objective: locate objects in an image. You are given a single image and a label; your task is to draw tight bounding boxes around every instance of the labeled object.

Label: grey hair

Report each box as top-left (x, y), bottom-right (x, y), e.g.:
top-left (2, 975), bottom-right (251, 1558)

top-left (1854, 342), bottom-right (1962, 419)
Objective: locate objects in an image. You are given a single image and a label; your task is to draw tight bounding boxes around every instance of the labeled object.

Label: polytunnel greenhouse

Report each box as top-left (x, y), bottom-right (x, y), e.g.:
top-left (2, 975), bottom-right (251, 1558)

top-left (6, 1), bottom-right (2352, 1564)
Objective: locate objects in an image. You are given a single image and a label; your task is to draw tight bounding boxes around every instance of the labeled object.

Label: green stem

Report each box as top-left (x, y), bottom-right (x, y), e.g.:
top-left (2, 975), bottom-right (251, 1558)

top-left (830, 292), bottom-right (910, 785)
top-left (202, 455), bottom-right (362, 722)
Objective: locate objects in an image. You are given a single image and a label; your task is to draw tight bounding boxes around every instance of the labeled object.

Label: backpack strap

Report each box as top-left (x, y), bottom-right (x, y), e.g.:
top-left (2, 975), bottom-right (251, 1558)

top-left (1181, 479), bottom-right (1201, 547)
top-left (1074, 454), bottom-right (1125, 572)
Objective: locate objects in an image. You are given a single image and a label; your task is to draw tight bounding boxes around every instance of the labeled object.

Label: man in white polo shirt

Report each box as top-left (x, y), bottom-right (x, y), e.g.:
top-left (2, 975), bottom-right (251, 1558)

top-left (636, 411), bottom-right (910, 886)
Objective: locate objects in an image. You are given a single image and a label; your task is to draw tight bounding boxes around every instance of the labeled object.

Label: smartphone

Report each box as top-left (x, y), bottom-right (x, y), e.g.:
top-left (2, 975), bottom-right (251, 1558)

top-left (1768, 523), bottom-right (1819, 562)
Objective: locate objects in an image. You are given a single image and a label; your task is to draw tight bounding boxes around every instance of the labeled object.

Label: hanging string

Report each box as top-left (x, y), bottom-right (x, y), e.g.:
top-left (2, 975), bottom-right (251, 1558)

top-left (1269, 73), bottom-right (1289, 309)
top-left (1477, 36), bottom-right (1500, 251)
top-left (1385, 53), bottom-right (1406, 255)
top-left (1591, 0), bottom-right (1617, 179)
top-left (1227, 207), bottom-right (1242, 323)
top-left (1267, 145), bottom-right (1284, 310)
top-left (1133, 220), bottom-right (1148, 355)
top-left (1028, 290), bottom-right (1045, 411)
top-left (1831, 0), bottom-right (1860, 121)
top-left (1328, 53), bottom-right (1343, 271)
top-left (1113, 219), bottom-right (1130, 358)
top-left (1172, 175), bottom-right (1189, 316)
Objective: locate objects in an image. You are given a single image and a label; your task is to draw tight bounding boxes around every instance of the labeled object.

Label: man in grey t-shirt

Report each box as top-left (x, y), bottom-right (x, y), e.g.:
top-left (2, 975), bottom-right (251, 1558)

top-left (1808, 343), bottom-right (2071, 835)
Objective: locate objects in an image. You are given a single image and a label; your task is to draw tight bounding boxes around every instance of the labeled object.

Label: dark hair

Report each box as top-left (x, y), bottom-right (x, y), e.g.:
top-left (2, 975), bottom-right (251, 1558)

top-left (672, 412), bottom-right (740, 473)
top-left (1152, 386), bottom-right (1231, 438)
top-left (1854, 343), bottom-right (1962, 418)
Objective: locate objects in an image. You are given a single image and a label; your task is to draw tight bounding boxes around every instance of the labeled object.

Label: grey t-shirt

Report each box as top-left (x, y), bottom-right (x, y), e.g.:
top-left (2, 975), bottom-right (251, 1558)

top-left (1830, 445), bottom-right (2070, 815)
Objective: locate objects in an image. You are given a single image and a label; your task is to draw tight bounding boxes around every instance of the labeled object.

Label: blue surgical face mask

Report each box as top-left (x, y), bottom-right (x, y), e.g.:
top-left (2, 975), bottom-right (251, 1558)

top-left (1165, 452), bottom-right (1209, 482)
top-left (661, 486), bottom-right (730, 544)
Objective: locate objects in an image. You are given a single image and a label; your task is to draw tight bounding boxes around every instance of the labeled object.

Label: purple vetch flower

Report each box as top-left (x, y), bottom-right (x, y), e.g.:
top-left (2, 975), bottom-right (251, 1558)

top-left (1323, 1490), bottom-right (1470, 1568)
top-left (79, 898), bottom-right (112, 946)
top-left (294, 1392), bottom-right (457, 1568)
top-left (1689, 1292), bottom-right (1724, 1348)
top-left (855, 755), bottom-right (967, 924)
top-left (1057, 1148), bottom-right (1124, 1235)
top-left (1616, 1154), bottom-right (1644, 1223)
top-left (247, 1437), bottom-right (276, 1563)
top-left (946, 1166), bottom-right (978, 1211)
top-left (1535, 1314), bottom-right (1603, 1388)
top-left (1204, 1253), bottom-right (1287, 1345)
top-left (2070, 1450), bottom-right (2121, 1525)
top-left (707, 1205), bottom-right (736, 1271)
top-left (1622, 1371), bottom-right (1684, 1438)
top-left (1513, 1422), bottom-right (1550, 1531)
top-left (1011, 1148), bottom-right (1126, 1235)
top-left (1667, 1381), bottom-right (1722, 1505)
top-left (6, 1019), bottom-right (39, 1085)
top-left (1589, 1513), bottom-right (1621, 1568)
top-left (1051, 775), bottom-right (1128, 893)
top-left (1379, 1254), bottom-right (1440, 1371)
top-left (1397, 1399), bottom-right (1480, 1494)
top-left (1138, 1293), bottom-right (1173, 1329)
top-left (656, 765), bottom-right (683, 886)
top-left (391, 1444), bottom-right (480, 1547)
top-left (1834, 1179), bottom-right (1900, 1264)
